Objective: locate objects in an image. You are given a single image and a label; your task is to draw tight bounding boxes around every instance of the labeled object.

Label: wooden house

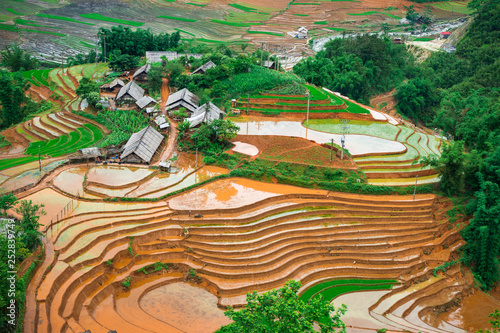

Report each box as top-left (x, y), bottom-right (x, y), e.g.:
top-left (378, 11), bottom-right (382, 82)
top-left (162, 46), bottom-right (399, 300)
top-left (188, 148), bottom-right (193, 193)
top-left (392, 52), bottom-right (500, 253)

top-left (185, 102), bottom-right (225, 128)
top-left (120, 125), bottom-right (163, 164)
top-left (100, 79), bottom-right (125, 94)
top-left (164, 88), bottom-right (200, 115)
top-left (115, 81), bottom-right (145, 106)
top-left (132, 63), bottom-right (151, 83)
top-left (190, 61), bottom-right (216, 75)
top-left (136, 95), bottom-right (157, 110)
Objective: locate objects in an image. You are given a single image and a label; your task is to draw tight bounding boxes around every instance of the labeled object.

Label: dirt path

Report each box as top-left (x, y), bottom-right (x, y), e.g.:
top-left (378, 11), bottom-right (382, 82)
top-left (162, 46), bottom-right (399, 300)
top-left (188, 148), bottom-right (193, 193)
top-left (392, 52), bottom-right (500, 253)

top-left (160, 78), bottom-right (169, 112)
top-left (153, 124), bottom-right (178, 166)
top-left (23, 237), bottom-right (54, 333)
top-left (370, 90), bottom-right (398, 118)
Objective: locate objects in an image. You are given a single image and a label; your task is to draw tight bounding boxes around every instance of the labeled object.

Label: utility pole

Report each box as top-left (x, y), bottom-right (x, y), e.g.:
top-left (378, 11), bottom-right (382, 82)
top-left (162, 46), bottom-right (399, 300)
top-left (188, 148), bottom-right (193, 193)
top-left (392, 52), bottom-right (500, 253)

top-left (413, 175), bottom-right (419, 201)
top-left (340, 120), bottom-right (350, 160)
top-left (306, 91), bottom-right (310, 126)
top-left (38, 145), bottom-right (41, 173)
top-left (330, 138), bottom-right (334, 162)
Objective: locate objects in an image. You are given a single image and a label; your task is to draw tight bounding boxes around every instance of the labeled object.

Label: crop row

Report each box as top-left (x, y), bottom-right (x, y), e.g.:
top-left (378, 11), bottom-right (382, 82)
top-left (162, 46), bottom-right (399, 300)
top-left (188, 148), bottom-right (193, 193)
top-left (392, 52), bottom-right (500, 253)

top-left (25, 124), bottom-right (103, 157)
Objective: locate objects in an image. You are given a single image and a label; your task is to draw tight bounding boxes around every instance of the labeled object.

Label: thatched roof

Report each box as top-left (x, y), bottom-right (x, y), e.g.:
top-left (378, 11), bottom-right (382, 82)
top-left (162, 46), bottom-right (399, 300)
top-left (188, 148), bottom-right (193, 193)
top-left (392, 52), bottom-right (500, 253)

top-left (132, 63), bottom-right (151, 79)
top-left (165, 88), bottom-right (200, 113)
top-left (116, 81), bottom-right (145, 101)
top-left (185, 102), bottom-right (225, 127)
top-left (100, 78), bottom-right (124, 89)
top-left (190, 61), bottom-right (216, 75)
top-left (120, 125), bottom-right (163, 163)
top-left (136, 95), bottom-right (157, 109)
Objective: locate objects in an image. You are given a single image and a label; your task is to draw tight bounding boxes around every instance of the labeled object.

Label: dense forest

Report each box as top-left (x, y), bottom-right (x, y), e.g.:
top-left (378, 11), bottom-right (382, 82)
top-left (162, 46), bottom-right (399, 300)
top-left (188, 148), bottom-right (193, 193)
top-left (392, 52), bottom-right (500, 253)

top-left (295, 0), bottom-right (500, 290)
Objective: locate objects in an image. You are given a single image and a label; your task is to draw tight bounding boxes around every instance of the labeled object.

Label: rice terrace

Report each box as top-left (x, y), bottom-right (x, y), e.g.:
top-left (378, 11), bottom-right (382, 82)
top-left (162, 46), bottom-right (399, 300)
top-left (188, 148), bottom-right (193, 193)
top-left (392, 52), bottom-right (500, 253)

top-left (0, 0), bottom-right (499, 332)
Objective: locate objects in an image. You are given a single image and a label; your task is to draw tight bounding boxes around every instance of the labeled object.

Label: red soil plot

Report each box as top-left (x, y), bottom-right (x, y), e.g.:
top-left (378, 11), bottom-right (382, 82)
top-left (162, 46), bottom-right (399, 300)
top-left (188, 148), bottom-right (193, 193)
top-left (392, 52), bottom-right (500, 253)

top-left (232, 135), bottom-right (356, 168)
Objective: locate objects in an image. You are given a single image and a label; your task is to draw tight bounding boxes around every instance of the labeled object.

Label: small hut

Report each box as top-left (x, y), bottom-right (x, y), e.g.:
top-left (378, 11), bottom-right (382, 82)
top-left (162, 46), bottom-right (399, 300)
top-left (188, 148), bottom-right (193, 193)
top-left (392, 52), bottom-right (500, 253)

top-left (100, 79), bottom-right (125, 94)
top-left (263, 60), bottom-right (275, 69)
top-left (120, 125), bottom-right (164, 164)
top-left (132, 63), bottom-right (151, 83)
top-left (185, 102), bottom-right (225, 128)
top-left (115, 81), bottom-right (145, 106)
top-left (297, 27), bottom-right (308, 39)
top-left (165, 88), bottom-right (200, 115)
top-left (136, 96), bottom-right (157, 110)
top-left (440, 31), bottom-right (451, 39)
top-left (190, 61), bottom-right (216, 75)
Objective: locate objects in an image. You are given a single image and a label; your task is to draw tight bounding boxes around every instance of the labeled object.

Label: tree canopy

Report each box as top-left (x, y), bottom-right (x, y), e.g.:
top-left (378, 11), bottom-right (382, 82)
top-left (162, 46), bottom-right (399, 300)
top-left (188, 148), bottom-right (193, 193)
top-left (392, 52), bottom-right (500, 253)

top-left (217, 280), bottom-right (347, 333)
top-left (0, 44), bottom-right (38, 72)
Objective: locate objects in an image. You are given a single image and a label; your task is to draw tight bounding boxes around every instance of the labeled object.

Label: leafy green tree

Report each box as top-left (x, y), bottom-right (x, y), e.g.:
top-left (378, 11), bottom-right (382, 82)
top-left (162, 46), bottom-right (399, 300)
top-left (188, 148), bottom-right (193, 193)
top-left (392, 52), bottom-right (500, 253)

top-left (76, 77), bottom-right (101, 107)
top-left (108, 50), bottom-right (140, 72)
top-left (404, 5), bottom-right (419, 23)
top-left (217, 280), bottom-right (347, 333)
top-left (417, 141), bottom-right (466, 195)
top-left (394, 77), bottom-right (437, 122)
top-left (0, 194), bottom-right (17, 216)
top-left (461, 176), bottom-right (500, 290)
top-left (190, 119), bottom-right (239, 153)
top-left (0, 70), bottom-right (31, 128)
top-left (0, 44), bottom-right (38, 72)
top-left (148, 64), bottom-right (167, 94)
top-left (172, 108), bottom-right (188, 119)
top-left (15, 200), bottom-right (45, 251)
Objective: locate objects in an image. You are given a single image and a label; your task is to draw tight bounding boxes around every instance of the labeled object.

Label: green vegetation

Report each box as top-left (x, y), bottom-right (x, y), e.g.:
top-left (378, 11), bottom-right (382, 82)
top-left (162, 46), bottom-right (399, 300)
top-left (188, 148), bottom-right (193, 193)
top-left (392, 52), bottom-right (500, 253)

top-left (0, 196), bottom-right (45, 333)
top-left (348, 11), bottom-right (401, 19)
top-left (228, 3), bottom-right (257, 12)
top-left (157, 15), bottom-right (197, 22)
top-left (25, 124), bottom-right (103, 157)
top-left (187, 2), bottom-right (206, 7)
top-left (1, 44), bottom-right (38, 72)
top-left (211, 19), bottom-right (262, 27)
top-left (413, 37), bottom-right (434, 41)
top-left (294, 34), bottom-right (414, 104)
top-left (137, 262), bottom-right (170, 274)
top-left (246, 30), bottom-right (284, 36)
top-left (306, 119), bottom-right (399, 140)
top-left (80, 14), bottom-right (144, 27)
top-left (0, 156), bottom-right (43, 171)
top-left (300, 279), bottom-right (397, 303)
top-left (98, 25), bottom-right (180, 58)
top-left (75, 110), bottom-right (149, 147)
top-left (36, 13), bottom-right (95, 25)
top-left (14, 19), bottom-right (55, 28)
top-left (6, 8), bottom-right (22, 15)
top-left (217, 280), bottom-right (347, 333)
top-left (326, 27), bottom-right (346, 31)
top-left (433, 260), bottom-right (458, 276)
top-left (121, 276), bottom-right (131, 288)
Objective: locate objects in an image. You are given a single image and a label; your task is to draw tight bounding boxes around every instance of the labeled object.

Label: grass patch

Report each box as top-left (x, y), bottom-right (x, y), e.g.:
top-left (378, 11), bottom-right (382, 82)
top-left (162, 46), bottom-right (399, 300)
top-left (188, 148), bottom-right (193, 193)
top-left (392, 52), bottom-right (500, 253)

top-left (326, 27), bottom-right (346, 31)
top-left (431, 2), bottom-right (472, 14)
top-left (186, 2), bottom-right (205, 6)
top-left (80, 13), bottom-right (144, 27)
top-left (293, 14), bottom-right (309, 16)
top-left (413, 37), bottom-right (434, 42)
top-left (157, 15), bottom-right (197, 22)
top-left (0, 156), bottom-right (43, 171)
top-left (0, 24), bottom-right (18, 32)
top-left (291, 3), bottom-right (321, 5)
top-left (80, 41), bottom-right (95, 48)
top-left (174, 28), bottom-right (195, 36)
top-left (300, 278), bottom-right (397, 302)
top-left (36, 13), bottom-right (95, 25)
top-left (21, 28), bottom-right (66, 36)
top-left (6, 8), bottom-right (22, 15)
top-left (306, 119), bottom-right (400, 140)
top-left (211, 19), bottom-right (262, 27)
top-left (229, 3), bottom-right (257, 12)
top-left (246, 30), bottom-right (284, 36)
top-left (14, 18), bottom-right (56, 28)
top-left (314, 21), bottom-right (328, 25)
top-left (348, 11), bottom-right (401, 19)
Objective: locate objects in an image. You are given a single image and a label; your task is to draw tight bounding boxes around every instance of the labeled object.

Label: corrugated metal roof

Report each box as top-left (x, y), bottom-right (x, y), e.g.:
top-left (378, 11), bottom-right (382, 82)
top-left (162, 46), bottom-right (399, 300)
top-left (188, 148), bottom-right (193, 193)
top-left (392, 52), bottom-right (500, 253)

top-left (136, 96), bottom-right (157, 109)
top-left (116, 81), bottom-right (145, 101)
top-left (120, 125), bottom-right (163, 163)
top-left (190, 61), bottom-right (216, 75)
top-left (185, 102), bottom-right (225, 127)
top-left (263, 60), bottom-right (274, 68)
top-left (165, 88), bottom-right (200, 112)
top-left (100, 78), bottom-right (124, 89)
top-left (146, 51), bottom-right (202, 63)
top-left (132, 63), bottom-right (151, 79)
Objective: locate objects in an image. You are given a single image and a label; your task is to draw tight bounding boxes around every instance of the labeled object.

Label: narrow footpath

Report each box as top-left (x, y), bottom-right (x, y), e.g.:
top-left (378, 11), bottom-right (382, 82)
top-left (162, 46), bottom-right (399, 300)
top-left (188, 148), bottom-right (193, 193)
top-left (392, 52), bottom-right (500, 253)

top-left (154, 78), bottom-right (177, 165)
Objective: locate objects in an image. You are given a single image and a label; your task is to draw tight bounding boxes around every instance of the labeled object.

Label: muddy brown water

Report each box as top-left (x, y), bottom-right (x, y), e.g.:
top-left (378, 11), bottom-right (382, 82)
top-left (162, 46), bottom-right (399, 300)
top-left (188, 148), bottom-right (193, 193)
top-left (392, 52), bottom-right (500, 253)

top-left (140, 282), bottom-right (232, 333)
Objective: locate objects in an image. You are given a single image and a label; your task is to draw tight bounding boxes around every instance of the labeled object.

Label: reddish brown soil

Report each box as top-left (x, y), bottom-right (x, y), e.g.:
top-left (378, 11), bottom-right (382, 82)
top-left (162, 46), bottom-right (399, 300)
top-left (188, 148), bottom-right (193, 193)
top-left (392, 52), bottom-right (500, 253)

top-left (233, 135), bottom-right (357, 169)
